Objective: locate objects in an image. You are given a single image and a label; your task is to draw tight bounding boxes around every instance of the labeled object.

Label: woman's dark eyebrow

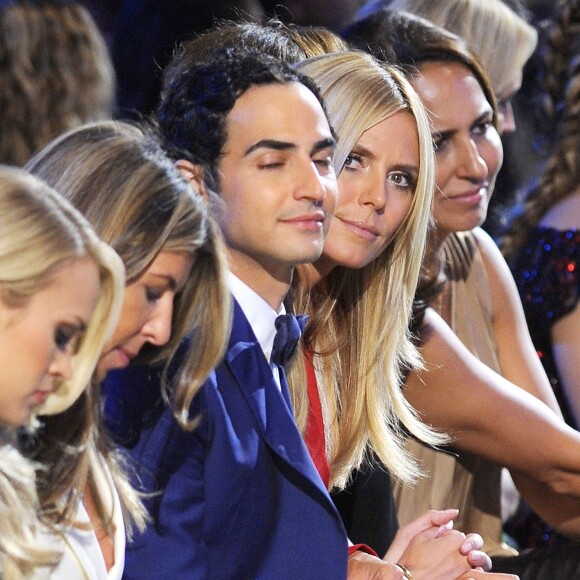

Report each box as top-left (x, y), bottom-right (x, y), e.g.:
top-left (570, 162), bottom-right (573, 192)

top-left (391, 163), bottom-right (419, 174)
top-left (432, 128), bottom-right (453, 142)
top-left (349, 144), bottom-right (374, 159)
top-left (433, 108), bottom-right (494, 141)
top-left (470, 109), bottom-right (494, 129)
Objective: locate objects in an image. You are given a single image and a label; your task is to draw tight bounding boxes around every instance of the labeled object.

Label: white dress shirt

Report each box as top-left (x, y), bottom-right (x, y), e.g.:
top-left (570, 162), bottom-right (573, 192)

top-left (228, 272), bottom-right (285, 390)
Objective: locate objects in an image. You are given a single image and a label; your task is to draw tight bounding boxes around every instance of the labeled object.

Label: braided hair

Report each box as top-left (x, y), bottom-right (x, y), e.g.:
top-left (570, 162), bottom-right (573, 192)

top-left (501, 0), bottom-right (580, 260)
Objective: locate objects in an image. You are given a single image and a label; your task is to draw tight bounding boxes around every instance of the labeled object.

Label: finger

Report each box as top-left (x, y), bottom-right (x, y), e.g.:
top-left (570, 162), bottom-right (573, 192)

top-left (391, 508), bottom-right (460, 550)
top-left (434, 519), bottom-right (455, 538)
top-left (466, 550), bottom-right (492, 572)
top-left (460, 533), bottom-right (484, 553)
top-left (427, 508), bottom-right (460, 527)
top-left (459, 572), bottom-right (519, 579)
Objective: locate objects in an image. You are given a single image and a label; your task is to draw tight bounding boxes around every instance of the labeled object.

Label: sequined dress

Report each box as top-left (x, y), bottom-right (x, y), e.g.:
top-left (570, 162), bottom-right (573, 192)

top-left (510, 226), bottom-right (580, 429)
top-left (507, 226), bottom-right (579, 549)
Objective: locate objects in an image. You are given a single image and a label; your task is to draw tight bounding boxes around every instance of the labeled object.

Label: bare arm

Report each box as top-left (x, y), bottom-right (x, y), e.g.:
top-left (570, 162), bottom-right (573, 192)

top-left (405, 307), bottom-right (580, 493)
top-left (473, 227), bottom-right (562, 416)
top-left (509, 468), bottom-right (580, 539)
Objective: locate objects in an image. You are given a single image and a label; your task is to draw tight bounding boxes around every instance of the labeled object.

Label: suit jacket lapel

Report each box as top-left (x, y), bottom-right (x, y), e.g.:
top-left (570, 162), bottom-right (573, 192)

top-left (224, 300), bottom-right (330, 496)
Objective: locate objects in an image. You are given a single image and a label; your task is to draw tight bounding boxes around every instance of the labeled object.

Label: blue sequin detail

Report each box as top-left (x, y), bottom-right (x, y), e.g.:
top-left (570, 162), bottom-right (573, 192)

top-left (508, 226), bottom-right (580, 551)
top-left (511, 226), bottom-right (580, 428)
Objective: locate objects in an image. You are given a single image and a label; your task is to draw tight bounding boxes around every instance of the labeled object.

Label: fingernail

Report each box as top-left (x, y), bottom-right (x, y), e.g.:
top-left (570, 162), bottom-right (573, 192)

top-left (436, 522), bottom-right (453, 538)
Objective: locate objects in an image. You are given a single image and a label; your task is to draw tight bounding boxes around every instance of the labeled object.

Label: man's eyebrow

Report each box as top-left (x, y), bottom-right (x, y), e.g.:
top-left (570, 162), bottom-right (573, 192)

top-left (244, 140), bottom-right (296, 156)
top-left (243, 137), bottom-right (336, 157)
top-left (311, 137), bottom-right (337, 155)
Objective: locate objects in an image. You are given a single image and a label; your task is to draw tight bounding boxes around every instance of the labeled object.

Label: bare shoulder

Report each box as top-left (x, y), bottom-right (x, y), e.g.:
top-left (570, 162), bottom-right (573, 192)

top-left (470, 227), bottom-right (509, 273)
top-left (470, 228), bottom-right (523, 322)
top-left (419, 308), bottom-right (476, 365)
top-left (539, 187), bottom-right (580, 230)
top-left (421, 306), bottom-right (456, 342)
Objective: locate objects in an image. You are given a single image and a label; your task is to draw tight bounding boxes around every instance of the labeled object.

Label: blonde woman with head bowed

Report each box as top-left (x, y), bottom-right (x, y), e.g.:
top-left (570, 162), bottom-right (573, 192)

top-left (22, 120), bottom-right (230, 579)
top-left (0, 166), bottom-right (124, 578)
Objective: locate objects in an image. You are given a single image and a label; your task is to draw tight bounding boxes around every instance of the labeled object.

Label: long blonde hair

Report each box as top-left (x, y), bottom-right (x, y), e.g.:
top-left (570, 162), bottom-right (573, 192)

top-left (26, 121), bottom-right (231, 423)
top-left (293, 51), bottom-right (444, 489)
top-left (0, 441), bottom-right (58, 579)
top-left (0, 166), bottom-right (124, 577)
top-left (24, 121), bottom-right (230, 534)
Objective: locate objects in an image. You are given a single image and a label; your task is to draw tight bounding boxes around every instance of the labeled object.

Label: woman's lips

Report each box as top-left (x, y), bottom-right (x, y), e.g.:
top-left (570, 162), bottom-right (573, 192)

top-left (445, 187), bottom-right (486, 205)
top-left (109, 346), bottom-right (136, 369)
top-left (339, 217), bottom-right (380, 240)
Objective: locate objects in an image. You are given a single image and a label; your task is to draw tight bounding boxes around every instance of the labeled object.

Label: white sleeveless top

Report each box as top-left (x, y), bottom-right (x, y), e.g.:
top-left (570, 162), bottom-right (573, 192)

top-left (33, 453), bottom-right (126, 579)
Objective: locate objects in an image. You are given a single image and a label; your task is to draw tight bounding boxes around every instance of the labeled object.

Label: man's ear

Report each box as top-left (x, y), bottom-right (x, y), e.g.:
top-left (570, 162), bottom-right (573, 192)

top-left (176, 159), bottom-right (210, 201)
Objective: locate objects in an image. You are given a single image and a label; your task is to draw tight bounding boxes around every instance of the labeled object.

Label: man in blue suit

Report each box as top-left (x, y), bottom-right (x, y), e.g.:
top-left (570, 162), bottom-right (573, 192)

top-left (107, 47), bottom-right (348, 578)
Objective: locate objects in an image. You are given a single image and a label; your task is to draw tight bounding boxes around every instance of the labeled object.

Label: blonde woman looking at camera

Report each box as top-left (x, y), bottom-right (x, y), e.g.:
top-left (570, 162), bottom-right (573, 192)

top-left (293, 50), bottom-right (517, 580)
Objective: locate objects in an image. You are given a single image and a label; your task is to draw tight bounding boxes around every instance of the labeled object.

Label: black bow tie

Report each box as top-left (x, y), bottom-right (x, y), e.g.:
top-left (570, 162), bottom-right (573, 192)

top-left (270, 314), bottom-right (308, 367)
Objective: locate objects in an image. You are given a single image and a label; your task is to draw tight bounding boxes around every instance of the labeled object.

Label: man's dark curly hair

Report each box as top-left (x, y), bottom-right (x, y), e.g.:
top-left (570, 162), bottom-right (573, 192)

top-left (157, 46), bottom-right (330, 192)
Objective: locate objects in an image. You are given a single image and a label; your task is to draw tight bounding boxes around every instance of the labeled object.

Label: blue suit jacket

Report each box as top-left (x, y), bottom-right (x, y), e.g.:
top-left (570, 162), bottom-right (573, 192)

top-left (105, 300), bottom-right (348, 579)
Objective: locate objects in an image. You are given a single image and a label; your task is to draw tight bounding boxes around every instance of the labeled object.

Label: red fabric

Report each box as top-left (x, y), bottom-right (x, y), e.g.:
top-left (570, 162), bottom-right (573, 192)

top-left (304, 355), bottom-right (330, 489)
top-left (348, 544), bottom-right (379, 558)
top-left (304, 355), bottom-right (379, 561)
